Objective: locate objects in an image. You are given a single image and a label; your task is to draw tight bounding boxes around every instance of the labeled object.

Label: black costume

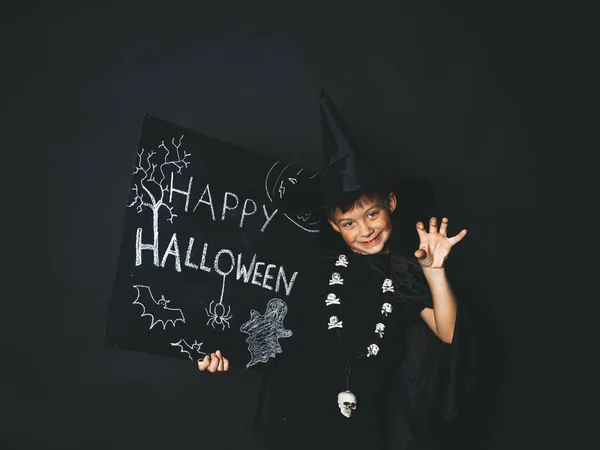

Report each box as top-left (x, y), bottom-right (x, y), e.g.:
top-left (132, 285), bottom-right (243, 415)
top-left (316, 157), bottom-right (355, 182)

top-left (252, 249), bottom-right (474, 450)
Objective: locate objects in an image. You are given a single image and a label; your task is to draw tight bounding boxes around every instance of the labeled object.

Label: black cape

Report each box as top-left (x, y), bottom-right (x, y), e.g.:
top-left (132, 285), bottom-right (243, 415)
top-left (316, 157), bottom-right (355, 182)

top-left (252, 250), bottom-right (477, 450)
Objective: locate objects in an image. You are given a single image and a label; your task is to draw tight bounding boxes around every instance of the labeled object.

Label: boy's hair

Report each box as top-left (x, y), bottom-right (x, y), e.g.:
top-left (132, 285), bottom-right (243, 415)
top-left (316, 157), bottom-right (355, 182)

top-left (326, 187), bottom-right (393, 219)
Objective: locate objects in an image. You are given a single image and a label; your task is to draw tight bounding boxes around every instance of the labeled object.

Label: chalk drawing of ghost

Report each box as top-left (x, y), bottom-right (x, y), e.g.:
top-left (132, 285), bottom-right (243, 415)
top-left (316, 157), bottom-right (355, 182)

top-left (240, 298), bottom-right (293, 368)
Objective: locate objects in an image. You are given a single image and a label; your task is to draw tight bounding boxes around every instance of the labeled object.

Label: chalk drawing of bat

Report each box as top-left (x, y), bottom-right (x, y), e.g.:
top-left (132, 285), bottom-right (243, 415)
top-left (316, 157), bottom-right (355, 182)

top-left (132, 285), bottom-right (185, 330)
top-left (170, 339), bottom-right (206, 361)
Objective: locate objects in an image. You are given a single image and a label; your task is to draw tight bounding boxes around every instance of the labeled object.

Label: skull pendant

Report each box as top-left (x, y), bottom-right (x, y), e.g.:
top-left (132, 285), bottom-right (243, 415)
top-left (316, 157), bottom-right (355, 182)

top-left (337, 390), bottom-right (357, 418)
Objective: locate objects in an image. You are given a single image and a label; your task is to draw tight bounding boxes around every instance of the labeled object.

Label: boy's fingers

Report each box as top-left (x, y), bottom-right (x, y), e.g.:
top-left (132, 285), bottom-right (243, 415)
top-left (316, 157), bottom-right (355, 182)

top-left (216, 350), bottom-right (225, 371)
top-left (208, 354), bottom-right (220, 372)
top-left (197, 350), bottom-right (228, 373)
top-left (415, 222), bottom-right (427, 239)
top-left (439, 217), bottom-right (448, 235)
top-left (197, 351), bottom-right (229, 373)
top-left (428, 217), bottom-right (438, 233)
top-left (197, 355), bottom-right (210, 371)
top-left (414, 249), bottom-right (426, 260)
top-left (449, 229), bottom-right (468, 245)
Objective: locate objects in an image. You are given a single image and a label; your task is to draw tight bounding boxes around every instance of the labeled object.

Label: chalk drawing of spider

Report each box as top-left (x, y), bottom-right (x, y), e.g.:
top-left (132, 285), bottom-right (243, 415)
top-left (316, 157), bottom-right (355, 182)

top-left (205, 300), bottom-right (232, 331)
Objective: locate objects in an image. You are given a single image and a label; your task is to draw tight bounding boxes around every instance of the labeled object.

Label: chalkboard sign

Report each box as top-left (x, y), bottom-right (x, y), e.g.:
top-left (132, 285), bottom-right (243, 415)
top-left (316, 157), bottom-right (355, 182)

top-left (103, 114), bottom-right (322, 368)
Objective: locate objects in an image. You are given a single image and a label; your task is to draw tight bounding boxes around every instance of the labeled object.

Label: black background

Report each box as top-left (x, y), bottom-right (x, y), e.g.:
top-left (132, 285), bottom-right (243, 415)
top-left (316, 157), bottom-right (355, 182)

top-left (5, 1), bottom-right (593, 449)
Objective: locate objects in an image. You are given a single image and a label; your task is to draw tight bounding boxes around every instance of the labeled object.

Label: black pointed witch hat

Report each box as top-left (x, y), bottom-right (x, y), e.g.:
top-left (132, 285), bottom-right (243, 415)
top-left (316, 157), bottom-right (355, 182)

top-left (319, 88), bottom-right (384, 208)
top-left (273, 89), bottom-right (434, 222)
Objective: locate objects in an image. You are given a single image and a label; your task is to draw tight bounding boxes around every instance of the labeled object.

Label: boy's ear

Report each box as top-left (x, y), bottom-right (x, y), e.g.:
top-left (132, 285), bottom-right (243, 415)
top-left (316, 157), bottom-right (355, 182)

top-left (388, 193), bottom-right (397, 213)
top-left (328, 218), bottom-right (341, 233)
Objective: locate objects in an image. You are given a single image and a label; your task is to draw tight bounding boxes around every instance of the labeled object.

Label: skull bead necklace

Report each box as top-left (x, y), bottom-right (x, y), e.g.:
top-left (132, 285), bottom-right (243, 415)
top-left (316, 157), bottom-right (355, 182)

top-left (326, 253), bottom-right (395, 418)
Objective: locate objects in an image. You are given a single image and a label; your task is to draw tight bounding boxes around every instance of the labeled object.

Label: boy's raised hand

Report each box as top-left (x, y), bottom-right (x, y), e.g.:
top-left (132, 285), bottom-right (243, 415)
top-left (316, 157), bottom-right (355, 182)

top-left (197, 350), bottom-right (229, 373)
top-left (414, 217), bottom-right (467, 269)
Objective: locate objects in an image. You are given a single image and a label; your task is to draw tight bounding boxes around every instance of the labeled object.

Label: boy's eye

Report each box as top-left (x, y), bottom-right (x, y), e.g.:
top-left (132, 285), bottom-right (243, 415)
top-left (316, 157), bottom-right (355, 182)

top-left (343, 221), bottom-right (354, 228)
top-left (368, 211), bottom-right (379, 218)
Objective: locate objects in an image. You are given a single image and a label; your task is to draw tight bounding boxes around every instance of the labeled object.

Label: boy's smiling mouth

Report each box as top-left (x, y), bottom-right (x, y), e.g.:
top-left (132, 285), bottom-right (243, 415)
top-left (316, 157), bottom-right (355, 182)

top-left (361, 234), bottom-right (382, 246)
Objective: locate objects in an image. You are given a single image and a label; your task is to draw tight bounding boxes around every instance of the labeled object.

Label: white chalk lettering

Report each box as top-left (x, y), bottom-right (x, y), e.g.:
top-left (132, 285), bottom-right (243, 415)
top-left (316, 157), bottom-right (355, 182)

top-left (169, 173), bottom-right (193, 212)
top-left (184, 237), bottom-right (199, 269)
top-left (193, 183), bottom-right (216, 220)
top-left (276, 266), bottom-right (298, 296)
top-left (240, 198), bottom-right (258, 228)
top-left (199, 242), bottom-right (212, 273)
top-left (237, 253), bottom-right (257, 283)
top-left (251, 262), bottom-right (265, 286)
top-left (184, 182), bottom-right (283, 231)
top-left (214, 249), bottom-right (235, 277)
top-left (222, 192), bottom-right (239, 221)
top-left (261, 205), bottom-right (278, 232)
top-left (134, 229), bottom-right (301, 296)
top-left (263, 264), bottom-right (277, 290)
top-left (135, 227), bottom-right (159, 267)
top-left (161, 233), bottom-right (182, 272)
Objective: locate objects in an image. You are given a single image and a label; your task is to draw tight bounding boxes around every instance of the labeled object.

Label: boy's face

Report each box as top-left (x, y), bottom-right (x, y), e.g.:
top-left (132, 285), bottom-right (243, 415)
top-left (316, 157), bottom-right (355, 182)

top-left (328, 193), bottom-right (397, 255)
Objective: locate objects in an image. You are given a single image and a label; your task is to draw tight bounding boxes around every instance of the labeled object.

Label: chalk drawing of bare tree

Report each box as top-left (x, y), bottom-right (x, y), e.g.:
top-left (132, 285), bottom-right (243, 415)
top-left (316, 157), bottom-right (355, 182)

top-left (128, 134), bottom-right (191, 267)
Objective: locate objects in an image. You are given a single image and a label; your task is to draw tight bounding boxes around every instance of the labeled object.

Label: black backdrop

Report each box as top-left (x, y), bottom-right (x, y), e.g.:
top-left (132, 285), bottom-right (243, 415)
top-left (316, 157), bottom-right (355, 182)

top-left (5, 1), bottom-right (593, 449)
